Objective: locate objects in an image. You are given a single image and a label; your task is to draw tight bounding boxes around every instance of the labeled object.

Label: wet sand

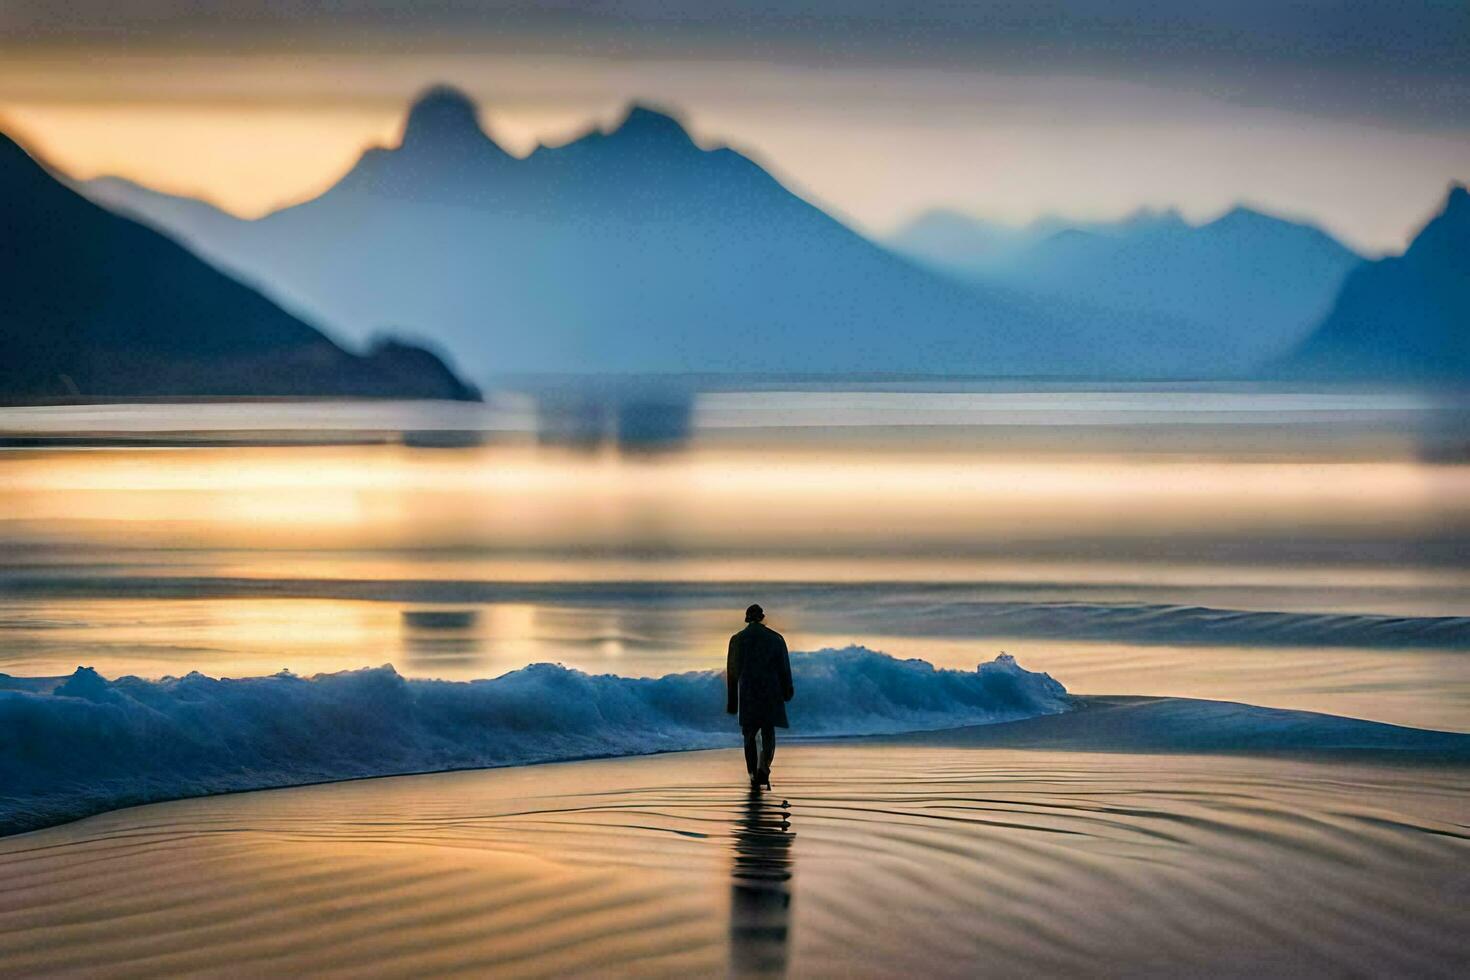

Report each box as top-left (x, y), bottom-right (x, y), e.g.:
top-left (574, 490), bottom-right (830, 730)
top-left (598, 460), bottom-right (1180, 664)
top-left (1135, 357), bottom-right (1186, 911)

top-left (3, 732), bottom-right (1467, 977)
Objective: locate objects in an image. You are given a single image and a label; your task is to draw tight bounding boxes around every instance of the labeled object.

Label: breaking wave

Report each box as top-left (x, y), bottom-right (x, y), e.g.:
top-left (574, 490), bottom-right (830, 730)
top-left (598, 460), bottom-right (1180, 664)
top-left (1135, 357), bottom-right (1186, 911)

top-left (0, 647), bottom-right (1067, 835)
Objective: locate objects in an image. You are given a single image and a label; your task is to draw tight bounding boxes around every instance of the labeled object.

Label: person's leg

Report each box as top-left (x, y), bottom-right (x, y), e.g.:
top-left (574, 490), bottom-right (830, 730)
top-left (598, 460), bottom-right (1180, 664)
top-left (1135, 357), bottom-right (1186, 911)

top-left (758, 724), bottom-right (776, 774)
top-left (742, 725), bottom-right (759, 775)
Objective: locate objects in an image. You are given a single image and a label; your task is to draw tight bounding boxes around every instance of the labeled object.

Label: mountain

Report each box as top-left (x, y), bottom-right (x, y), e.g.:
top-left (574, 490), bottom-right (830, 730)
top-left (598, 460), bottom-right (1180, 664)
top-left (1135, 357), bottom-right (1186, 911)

top-left (886, 209), bottom-right (1044, 271)
top-left (890, 205), bottom-right (1363, 372)
top-left (82, 85), bottom-right (1229, 380)
top-left (82, 175), bottom-right (244, 242)
top-left (1281, 185), bottom-right (1468, 381)
top-left (0, 132), bottom-right (478, 401)
top-left (889, 207), bottom-right (1187, 276)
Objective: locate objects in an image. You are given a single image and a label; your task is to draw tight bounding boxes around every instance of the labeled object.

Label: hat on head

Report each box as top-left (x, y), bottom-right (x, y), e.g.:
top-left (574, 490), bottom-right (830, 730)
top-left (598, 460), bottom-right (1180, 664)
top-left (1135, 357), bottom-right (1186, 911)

top-left (744, 603), bottom-right (764, 622)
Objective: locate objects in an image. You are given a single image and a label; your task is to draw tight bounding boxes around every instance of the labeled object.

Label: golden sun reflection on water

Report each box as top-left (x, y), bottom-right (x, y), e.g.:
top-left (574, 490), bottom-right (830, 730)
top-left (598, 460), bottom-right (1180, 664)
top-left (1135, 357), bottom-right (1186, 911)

top-left (1, 444), bottom-right (1466, 551)
top-left (2, 440), bottom-right (1466, 731)
top-left (2, 595), bottom-right (1467, 732)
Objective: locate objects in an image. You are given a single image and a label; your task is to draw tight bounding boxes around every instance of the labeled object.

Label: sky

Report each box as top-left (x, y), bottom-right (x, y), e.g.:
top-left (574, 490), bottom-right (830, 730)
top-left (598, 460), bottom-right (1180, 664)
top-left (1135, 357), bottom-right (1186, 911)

top-left (2, 1), bottom-right (1467, 252)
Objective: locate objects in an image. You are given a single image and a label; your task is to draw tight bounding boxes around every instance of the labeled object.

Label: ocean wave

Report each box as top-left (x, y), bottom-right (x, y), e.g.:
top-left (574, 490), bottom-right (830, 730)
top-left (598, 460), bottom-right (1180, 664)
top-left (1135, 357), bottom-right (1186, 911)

top-left (899, 695), bottom-right (1470, 757)
top-left (869, 601), bottom-right (1470, 649)
top-left (0, 647), bottom-right (1068, 836)
top-left (6, 575), bottom-right (1467, 650)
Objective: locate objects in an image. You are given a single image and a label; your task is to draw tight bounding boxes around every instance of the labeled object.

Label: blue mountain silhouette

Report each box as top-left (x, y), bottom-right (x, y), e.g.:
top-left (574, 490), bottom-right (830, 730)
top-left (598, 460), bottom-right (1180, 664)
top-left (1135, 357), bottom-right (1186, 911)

top-left (890, 205), bottom-right (1362, 371)
top-left (85, 85), bottom-right (1224, 380)
top-left (0, 131), bottom-right (477, 400)
top-left (1281, 184), bottom-right (1468, 381)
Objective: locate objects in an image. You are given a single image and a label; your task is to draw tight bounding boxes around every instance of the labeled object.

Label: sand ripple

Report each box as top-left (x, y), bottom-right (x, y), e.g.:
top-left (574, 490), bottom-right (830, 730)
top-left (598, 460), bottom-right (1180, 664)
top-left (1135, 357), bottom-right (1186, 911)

top-left (1, 745), bottom-right (1467, 977)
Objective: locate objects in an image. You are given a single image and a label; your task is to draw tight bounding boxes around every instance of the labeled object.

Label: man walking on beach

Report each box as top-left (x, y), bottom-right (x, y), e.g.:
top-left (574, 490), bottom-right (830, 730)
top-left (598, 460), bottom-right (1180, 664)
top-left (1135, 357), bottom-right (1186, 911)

top-left (726, 604), bottom-right (794, 790)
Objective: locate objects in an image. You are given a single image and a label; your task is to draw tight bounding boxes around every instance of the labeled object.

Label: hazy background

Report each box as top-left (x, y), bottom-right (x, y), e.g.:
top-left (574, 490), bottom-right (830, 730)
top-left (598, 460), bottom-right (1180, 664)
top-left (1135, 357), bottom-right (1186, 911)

top-left (4, 0), bottom-right (1468, 250)
top-left (2, 2), bottom-right (1466, 723)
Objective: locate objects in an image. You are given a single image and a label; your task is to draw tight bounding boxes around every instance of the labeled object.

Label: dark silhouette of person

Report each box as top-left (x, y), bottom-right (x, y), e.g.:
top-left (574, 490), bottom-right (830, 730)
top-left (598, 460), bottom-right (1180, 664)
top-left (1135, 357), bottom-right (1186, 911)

top-left (726, 604), bottom-right (793, 790)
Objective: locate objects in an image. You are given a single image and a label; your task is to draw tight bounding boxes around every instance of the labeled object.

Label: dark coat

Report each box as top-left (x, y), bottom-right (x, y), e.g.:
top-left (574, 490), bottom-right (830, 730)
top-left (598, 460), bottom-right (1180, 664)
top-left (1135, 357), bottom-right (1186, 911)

top-left (726, 622), bottom-right (794, 729)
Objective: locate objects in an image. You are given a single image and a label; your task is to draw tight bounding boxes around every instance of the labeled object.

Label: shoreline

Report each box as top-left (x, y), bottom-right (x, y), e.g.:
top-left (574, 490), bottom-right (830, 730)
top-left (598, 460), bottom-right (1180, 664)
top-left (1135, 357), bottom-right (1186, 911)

top-left (4, 735), bottom-right (1467, 976)
top-left (6, 693), bottom-right (1468, 841)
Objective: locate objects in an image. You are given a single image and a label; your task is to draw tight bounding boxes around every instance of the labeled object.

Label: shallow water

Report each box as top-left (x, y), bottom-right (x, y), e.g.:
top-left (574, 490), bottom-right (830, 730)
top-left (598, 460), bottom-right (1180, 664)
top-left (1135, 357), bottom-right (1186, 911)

top-left (2, 592), bottom-right (1467, 731)
top-left (2, 743), bottom-right (1466, 977)
top-left (2, 389), bottom-right (1467, 733)
top-left (7, 393), bottom-right (1466, 978)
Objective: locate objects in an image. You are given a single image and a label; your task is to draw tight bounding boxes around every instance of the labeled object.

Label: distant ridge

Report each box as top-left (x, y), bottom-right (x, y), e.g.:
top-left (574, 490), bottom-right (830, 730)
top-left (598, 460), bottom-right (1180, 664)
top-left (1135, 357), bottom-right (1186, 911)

top-left (334, 84), bottom-right (516, 201)
top-left (0, 132), bottom-right (479, 401)
top-left (400, 85), bottom-right (490, 149)
top-left (890, 204), bottom-right (1364, 372)
top-left (1281, 184), bottom-right (1468, 381)
top-left (80, 84), bottom-right (1239, 381)
top-left (87, 85), bottom-right (1435, 381)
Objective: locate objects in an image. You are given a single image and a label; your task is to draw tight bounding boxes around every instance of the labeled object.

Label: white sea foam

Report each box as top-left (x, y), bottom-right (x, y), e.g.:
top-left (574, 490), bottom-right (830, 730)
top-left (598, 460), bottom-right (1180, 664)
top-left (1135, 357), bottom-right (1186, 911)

top-left (0, 647), bottom-right (1068, 835)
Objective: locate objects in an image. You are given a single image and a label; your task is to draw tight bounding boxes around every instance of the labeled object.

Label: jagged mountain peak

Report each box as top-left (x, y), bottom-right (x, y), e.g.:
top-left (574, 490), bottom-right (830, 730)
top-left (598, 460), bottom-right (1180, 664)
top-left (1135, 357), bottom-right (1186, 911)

top-left (1199, 205), bottom-right (1359, 260)
top-left (1434, 181), bottom-right (1468, 224)
top-left (531, 102), bottom-right (698, 160)
top-left (1281, 182), bottom-right (1467, 381)
top-left (1207, 204), bottom-right (1295, 232)
top-left (526, 101), bottom-right (710, 174)
top-left (0, 125), bottom-right (479, 400)
top-left (1204, 204), bottom-right (1330, 240)
top-left (1403, 180), bottom-right (1470, 259)
top-left (611, 103), bottom-right (696, 145)
top-left (399, 84), bottom-right (492, 149)
top-left (324, 84), bottom-right (512, 198)
top-left (1117, 205), bottom-right (1187, 233)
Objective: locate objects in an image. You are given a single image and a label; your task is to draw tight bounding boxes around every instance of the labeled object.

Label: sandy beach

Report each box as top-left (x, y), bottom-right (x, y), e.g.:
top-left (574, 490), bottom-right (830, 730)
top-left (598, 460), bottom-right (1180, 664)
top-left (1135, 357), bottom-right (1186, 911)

top-left (4, 4), bottom-right (1469, 973)
top-left (4, 710), bottom-right (1467, 978)
top-left (2, 402), bottom-right (1467, 977)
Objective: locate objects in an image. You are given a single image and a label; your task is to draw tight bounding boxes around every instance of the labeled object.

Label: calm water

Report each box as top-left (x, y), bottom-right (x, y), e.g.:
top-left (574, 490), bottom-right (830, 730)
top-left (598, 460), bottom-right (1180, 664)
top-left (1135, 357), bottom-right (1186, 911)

top-left (2, 386), bottom-right (1467, 730)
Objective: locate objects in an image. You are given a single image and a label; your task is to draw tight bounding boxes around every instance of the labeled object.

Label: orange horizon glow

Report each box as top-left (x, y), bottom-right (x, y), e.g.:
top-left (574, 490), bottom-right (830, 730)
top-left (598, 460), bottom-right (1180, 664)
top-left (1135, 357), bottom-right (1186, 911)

top-left (3, 46), bottom-right (1466, 250)
top-left (0, 101), bottom-right (621, 219)
top-left (3, 443), bottom-right (1466, 552)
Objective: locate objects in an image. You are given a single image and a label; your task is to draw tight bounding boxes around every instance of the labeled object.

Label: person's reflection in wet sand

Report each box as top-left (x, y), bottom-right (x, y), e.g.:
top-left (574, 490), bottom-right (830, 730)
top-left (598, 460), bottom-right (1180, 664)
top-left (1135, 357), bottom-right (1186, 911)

top-left (729, 787), bottom-right (794, 976)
